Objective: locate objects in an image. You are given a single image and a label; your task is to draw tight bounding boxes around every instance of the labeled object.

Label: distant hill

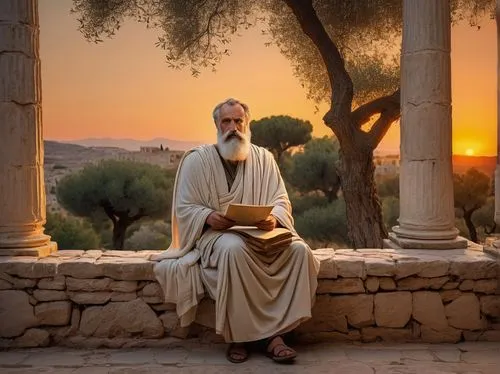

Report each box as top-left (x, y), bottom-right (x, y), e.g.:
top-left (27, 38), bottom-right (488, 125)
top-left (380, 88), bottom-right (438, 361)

top-left (54, 137), bottom-right (205, 151)
top-left (452, 155), bottom-right (496, 176)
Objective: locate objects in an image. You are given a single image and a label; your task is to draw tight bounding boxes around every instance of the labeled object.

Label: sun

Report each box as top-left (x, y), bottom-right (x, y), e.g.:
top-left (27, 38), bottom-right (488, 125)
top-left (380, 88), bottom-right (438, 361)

top-left (465, 148), bottom-right (475, 156)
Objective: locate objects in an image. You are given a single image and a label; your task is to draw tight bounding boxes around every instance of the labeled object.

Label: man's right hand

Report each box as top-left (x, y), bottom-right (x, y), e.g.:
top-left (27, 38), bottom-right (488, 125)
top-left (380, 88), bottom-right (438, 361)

top-left (206, 211), bottom-right (235, 230)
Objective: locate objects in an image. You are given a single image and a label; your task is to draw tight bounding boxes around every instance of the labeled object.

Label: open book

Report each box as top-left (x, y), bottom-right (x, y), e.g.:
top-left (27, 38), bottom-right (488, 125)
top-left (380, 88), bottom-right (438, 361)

top-left (228, 226), bottom-right (293, 253)
top-left (224, 203), bottom-right (274, 226)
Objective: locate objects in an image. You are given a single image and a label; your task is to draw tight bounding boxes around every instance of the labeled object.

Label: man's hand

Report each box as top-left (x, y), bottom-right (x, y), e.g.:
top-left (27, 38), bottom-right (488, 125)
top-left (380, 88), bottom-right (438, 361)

top-left (256, 215), bottom-right (277, 231)
top-left (206, 211), bottom-right (235, 230)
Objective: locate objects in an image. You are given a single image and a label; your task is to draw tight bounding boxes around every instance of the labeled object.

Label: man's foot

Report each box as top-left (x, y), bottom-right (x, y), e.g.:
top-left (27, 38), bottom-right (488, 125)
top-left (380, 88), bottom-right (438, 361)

top-left (266, 335), bottom-right (297, 363)
top-left (226, 343), bottom-right (249, 363)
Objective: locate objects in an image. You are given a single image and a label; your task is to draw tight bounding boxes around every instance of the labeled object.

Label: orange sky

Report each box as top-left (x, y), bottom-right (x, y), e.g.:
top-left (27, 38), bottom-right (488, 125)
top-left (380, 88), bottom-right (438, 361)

top-left (39, 0), bottom-right (497, 156)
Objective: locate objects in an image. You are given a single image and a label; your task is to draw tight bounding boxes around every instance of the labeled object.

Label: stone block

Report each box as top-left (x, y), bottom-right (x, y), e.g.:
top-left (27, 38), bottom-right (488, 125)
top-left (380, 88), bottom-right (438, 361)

top-left (361, 327), bottom-right (413, 342)
top-left (365, 277), bottom-right (379, 293)
top-left (374, 292), bottom-right (412, 328)
top-left (66, 277), bottom-right (112, 292)
top-left (314, 248), bottom-right (337, 279)
top-left (0, 290), bottom-right (37, 338)
top-left (334, 255), bottom-right (366, 278)
top-left (0, 273), bottom-right (36, 289)
top-left (365, 258), bottom-right (395, 277)
top-left (317, 278), bottom-right (365, 294)
top-left (379, 277), bottom-right (397, 290)
top-left (33, 289), bottom-right (67, 302)
top-left (13, 328), bottom-right (50, 348)
top-left (34, 301), bottom-right (72, 326)
top-left (449, 254), bottom-right (497, 280)
top-left (299, 294), bottom-right (373, 334)
top-left (160, 311), bottom-right (180, 331)
top-left (79, 299), bottom-right (163, 338)
top-left (151, 303), bottom-right (177, 312)
top-left (68, 292), bottom-right (112, 305)
top-left (442, 281), bottom-right (459, 290)
top-left (110, 292), bottom-right (137, 302)
top-left (58, 259), bottom-right (104, 279)
top-left (412, 291), bottom-right (448, 330)
top-left (444, 293), bottom-right (482, 330)
top-left (140, 282), bottom-right (162, 297)
top-left (296, 330), bottom-right (361, 344)
top-left (473, 279), bottom-right (497, 294)
top-left (395, 257), bottom-right (449, 279)
top-left (420, 325), bottom-right (462, 343)
top-left (459, 280), bottom-right (474, 291)
top-left (37, 275), bottom-right (65, 290)
top-left (480, 296), bottom-right (500, 317)
top-left (397, 276), bottom-right (449, 291)
top-left (440, 290), bottom-right (462, 303)
top-left (0, 279), bottom-right (12, 289)
top-left (98, 258), bottom-right (155, 280)
top-left (463, 330), bottom-right (500, 342)
top-left (0, 257), bottom-right (36, 278)
top-left (32, 257), bottom-right (59, 278)
top-left (110, 280), bottom-right (138, 293)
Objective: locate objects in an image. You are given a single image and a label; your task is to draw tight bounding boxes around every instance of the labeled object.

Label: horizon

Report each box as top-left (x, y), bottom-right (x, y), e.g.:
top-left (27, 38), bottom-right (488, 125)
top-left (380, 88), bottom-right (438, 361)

top-left (39, 1), bottom-right (497, 157)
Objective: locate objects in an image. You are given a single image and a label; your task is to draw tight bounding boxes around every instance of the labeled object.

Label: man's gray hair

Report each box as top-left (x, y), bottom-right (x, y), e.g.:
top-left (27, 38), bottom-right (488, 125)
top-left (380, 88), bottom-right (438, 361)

top-left (212, 98), bottom-right (251, 125)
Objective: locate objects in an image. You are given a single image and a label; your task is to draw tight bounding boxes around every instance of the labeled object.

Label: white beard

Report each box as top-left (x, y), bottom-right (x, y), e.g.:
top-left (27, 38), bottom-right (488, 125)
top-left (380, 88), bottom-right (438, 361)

top-left (217, 129), bottom-right (251, 162)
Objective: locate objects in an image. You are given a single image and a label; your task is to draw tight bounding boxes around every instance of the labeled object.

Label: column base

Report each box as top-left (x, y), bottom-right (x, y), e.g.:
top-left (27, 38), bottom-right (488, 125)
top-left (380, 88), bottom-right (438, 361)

top-left (386, 232), bottom-right (468, 250)
top-left (0, 241), bottom-right (57, 257)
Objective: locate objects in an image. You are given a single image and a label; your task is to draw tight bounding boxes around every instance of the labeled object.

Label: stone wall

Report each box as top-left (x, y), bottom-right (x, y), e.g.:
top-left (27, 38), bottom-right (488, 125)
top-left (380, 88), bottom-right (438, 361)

top-left (0, 247), bottom-right (499, 348)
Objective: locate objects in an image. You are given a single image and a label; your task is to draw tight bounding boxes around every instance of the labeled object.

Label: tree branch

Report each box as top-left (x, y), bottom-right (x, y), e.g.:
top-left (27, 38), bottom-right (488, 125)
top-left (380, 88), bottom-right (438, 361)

top-left (130, 208), bottom-right (146, 222)
top-left (352, 89), bottom-right (400, 127)
top-left (366, 89), bottom-right (401, 148)
top-left (284, 0), bottom-right (353, 132)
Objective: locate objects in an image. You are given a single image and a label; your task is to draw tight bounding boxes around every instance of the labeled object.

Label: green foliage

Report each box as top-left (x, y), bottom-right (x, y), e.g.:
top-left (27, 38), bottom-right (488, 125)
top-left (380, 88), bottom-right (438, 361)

top-left (295, 199), bottom-right (349, 247)
top-left (473, 197), bottom-right (497, 236)
top-left (381, 196), bottom-right (399, 231)
top-left (250, 115), bottom-right (312, 161)
top-left (45, 212), bottom-right (100, 250)
top-left (376, 174), bottom-right (399, 198)
top-left (286, 137), bottom-right (341, 202)
top-left (71, 0), bottom-right (494, 103)
top-left (289, 193), bottom-right (329, 217)
top-left (454, 168), bottom-right (490, 212)
top-left (125, 221), bottom-right (171, 250)
top-left (453, 167), bottom-right (491, 243)
top-left (57, 160), bottom-right (175, 249)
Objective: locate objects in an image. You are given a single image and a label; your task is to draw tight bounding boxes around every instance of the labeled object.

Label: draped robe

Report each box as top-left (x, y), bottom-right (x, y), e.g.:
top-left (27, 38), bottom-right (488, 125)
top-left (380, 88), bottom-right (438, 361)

top-left (153, 144), bottom-right (320, 342)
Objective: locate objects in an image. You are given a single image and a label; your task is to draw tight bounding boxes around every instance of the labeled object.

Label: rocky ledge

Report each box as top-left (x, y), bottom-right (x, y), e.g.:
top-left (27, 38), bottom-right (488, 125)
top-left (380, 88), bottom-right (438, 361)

top-left (0, 245), bottom-right (499, 348)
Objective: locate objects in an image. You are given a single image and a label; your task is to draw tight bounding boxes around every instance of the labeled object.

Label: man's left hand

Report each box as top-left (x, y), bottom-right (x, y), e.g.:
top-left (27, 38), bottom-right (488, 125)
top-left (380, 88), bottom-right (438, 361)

top-left (256, 215), bottom-right (277, 231)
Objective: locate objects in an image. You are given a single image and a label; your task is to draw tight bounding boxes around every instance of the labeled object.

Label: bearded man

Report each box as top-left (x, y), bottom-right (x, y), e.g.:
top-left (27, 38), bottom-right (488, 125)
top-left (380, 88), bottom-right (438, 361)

top-left (153, 98), bottom-right (320, 364)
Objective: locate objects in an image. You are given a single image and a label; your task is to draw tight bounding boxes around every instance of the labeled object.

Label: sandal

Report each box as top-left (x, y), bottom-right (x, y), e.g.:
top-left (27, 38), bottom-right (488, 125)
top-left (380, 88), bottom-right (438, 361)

top-left (266, 336), bottom-right (297, 363)
top-left (226, 343), bottom-right (249, 364)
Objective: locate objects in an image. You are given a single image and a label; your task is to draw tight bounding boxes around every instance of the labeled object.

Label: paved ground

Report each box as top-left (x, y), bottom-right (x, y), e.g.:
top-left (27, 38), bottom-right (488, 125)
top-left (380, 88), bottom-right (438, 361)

top-left (1, 342), bottom-right (500, 373)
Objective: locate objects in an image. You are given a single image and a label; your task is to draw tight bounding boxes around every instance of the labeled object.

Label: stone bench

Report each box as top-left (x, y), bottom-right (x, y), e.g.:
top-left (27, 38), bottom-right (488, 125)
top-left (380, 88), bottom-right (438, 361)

top-left (0, 246), bottom-right (499, 348)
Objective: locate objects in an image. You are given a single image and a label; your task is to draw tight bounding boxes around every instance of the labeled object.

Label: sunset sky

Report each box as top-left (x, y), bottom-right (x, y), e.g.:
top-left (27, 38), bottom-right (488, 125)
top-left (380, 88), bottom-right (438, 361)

top-left (39, 0), bottom-right (497, 156)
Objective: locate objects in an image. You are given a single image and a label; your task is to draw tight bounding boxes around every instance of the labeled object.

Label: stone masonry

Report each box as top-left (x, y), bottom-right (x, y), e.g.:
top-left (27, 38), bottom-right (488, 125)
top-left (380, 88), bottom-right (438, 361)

top-left (0, 246), bottom-right (499, 348)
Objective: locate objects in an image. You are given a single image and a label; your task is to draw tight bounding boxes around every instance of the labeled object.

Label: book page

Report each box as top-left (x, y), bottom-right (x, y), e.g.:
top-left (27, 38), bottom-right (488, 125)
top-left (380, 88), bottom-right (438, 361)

top-left (224, 204), bottom-right (274, 226)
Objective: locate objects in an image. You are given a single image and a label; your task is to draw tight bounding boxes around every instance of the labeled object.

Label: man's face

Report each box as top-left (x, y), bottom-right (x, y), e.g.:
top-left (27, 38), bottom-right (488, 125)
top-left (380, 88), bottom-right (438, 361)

top-left (218, 104), bottom-right (247, 135)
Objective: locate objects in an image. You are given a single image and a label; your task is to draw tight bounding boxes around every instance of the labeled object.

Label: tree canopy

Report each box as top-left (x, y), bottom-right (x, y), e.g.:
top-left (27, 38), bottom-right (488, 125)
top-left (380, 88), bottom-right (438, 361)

top-left (45, 212), bottom-right (100, 250)
top-left (57, 160), bottom-right (175, 249)
top-left (453, 167), bottom-right (491, 243)
top-left (250, 115), bottom-right (312, 162)
top-left (71, 0), bottom-right (494, 248)
top-left (286, 136), bottom-right (341, 202)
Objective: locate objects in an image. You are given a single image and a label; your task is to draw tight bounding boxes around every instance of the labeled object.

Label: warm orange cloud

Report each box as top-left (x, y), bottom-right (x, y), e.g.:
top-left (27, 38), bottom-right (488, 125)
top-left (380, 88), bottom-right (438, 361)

top-left (39, 0), bottom-right (497, 156)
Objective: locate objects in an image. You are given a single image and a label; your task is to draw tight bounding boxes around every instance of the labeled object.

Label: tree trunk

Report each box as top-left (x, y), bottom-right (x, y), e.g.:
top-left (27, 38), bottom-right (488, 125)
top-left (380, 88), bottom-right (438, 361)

top-left (112, 219), bottom-right (129, 249)
top-left (463, 210), bottom-right (478, 243)
top-left (339, 150), bottom-right (387, 248)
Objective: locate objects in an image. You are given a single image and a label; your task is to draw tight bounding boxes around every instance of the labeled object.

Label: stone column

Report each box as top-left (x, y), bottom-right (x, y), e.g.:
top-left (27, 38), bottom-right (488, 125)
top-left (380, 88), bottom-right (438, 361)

top-left (389, 0), bottom-right (467, 249)
top-left (0, 0), bottom-right (56, 256)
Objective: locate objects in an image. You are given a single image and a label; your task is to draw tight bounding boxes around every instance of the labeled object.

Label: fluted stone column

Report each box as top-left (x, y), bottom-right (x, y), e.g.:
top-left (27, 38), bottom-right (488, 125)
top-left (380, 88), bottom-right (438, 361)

top-left (390, 0), bottom-right (467, 249)
top-left (0, 0), bottom-right (56, 256)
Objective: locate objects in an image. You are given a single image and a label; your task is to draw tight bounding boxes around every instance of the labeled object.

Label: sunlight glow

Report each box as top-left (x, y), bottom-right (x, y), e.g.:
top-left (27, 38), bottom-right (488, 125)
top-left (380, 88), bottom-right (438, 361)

top-left (465, 148), bottom-right (475, 156)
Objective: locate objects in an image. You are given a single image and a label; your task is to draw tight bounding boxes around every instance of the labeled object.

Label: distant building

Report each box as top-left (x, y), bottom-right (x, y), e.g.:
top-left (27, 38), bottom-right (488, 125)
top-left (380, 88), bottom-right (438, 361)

top-left (374, 154), bottom-right (400, 177)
